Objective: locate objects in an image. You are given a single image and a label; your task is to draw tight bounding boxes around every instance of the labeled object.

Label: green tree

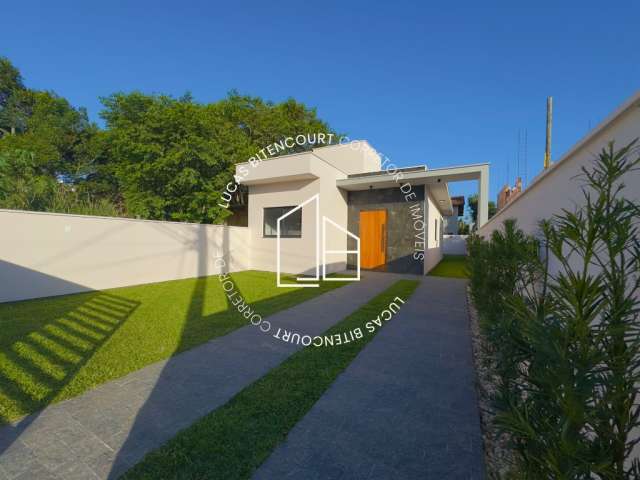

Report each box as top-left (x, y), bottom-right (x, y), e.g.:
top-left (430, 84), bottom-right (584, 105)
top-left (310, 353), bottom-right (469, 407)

top-left (216, 91), bottom-right (333, 151)
top-left (457, 219), bottom-right (471, 235)
top-left (100, 91), bottom-right (335, 223)
top-left (0, 58), bottom-right (111, 213)
top-left (100, 92), bottom-right (248, 222)
top-left (0, 57), bottom-right (29, 136)
top-left (0, 57), bottom-right (337, 223)
top-left (467, 194), bottom-right (497, 228)
top-left (0, 58), bottom-right (100, 181)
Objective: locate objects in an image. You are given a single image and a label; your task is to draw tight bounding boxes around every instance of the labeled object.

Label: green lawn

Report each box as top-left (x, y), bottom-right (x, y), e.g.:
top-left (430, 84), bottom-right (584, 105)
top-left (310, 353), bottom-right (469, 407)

top-left (122, 279), bottom-right (419, 480)
top-left (0, 271), bottom-right (344, 423)
top-left (428, 255), bottom-right (469, 278)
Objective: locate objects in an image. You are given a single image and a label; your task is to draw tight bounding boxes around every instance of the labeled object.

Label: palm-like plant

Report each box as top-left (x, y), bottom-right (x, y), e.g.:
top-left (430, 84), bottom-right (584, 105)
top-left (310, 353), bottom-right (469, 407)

top-left (471, 140), bottom-right (640, 478)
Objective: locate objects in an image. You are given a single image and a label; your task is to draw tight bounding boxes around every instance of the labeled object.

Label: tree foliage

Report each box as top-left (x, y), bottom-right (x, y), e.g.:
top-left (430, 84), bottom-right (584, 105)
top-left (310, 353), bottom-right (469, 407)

top-left (99, 91), bottom-right (333, 223)
top-left (0, 149), bottom-right (56, 210)
top-left (0, 57), bottom-right (336, 223)
top-left (467, 193), bottom-right (497, 229)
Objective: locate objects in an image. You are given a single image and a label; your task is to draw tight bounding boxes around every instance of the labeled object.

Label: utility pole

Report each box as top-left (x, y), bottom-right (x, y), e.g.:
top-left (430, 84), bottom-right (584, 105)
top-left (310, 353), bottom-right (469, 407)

top-left (544, 96), bottom-right (553, 169)
top-left (524, 128), bottom-right (528, 187)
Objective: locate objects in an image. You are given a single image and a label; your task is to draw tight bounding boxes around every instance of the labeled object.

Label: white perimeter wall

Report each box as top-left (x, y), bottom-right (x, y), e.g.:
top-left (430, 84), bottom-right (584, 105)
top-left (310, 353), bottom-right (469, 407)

top-left (424, 190), bottom-right (444, 273)
top-left (479, 95), bottom-right (640, 247)
top-left (477, 93), bottom-right (640, 463)
top-left (0, 210), bottom-right (249, 303)
top-left (443, 235), bottom-right (468, 255)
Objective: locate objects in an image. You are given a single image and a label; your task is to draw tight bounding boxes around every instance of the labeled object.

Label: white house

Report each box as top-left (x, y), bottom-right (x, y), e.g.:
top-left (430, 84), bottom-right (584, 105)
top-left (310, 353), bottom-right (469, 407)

top-left (236, 141), bottom-right (489, 276)
top-left (0, 141), bottom-right (489, 302)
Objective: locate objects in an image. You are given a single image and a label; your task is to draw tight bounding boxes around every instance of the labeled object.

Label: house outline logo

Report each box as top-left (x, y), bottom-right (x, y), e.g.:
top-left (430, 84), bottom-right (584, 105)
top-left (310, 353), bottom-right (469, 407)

top-left (276, 194), bottom-right (360, 287)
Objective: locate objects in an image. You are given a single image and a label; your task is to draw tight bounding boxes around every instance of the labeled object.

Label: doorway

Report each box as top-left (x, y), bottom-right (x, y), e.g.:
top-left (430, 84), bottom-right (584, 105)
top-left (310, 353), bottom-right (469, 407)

top-left (359, 210), bottom-right (387, 269)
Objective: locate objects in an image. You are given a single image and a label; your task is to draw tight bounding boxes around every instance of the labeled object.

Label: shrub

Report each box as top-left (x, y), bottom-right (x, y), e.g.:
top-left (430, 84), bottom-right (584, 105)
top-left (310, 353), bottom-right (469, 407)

top-left (467, 219), bottom-right (542, 385)
top-left (0, 148), bottom-right (122, 217)
top-left (48, 184), bottom-right (122, 217)
top-left (468, 140), bottom-right (640, 478)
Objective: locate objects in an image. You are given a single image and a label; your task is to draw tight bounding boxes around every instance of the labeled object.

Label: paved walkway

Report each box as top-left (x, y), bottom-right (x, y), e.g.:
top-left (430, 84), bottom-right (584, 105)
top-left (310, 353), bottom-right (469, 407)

top-left (253, 276), bottom-right (485, 479)
top-left (0, 273), bottom-right (407, 480)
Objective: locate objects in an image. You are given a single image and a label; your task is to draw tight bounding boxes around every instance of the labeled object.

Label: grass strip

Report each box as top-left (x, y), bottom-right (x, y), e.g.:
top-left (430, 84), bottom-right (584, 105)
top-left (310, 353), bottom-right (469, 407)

top-left (428, 255), bottom-right (468, 278)
top-left (122, 279), bottom-right (420, 480)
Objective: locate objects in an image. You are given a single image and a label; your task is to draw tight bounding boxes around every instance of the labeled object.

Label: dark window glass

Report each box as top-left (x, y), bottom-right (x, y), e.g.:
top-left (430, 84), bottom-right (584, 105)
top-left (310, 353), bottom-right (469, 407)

top-left (263, 206), bottom-right (302, 238)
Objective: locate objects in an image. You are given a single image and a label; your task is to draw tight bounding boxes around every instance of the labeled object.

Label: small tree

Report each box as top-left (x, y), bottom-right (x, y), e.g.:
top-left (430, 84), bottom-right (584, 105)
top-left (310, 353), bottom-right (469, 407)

top-left (468, 194), bottom-right (497, 229)
top-left (458, 219), bottom-right (471, 235)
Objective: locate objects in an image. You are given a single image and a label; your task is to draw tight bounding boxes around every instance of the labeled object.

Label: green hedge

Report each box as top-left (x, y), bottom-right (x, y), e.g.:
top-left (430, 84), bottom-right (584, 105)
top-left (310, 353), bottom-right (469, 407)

top-left (467, 140), bottom-right (640, 479)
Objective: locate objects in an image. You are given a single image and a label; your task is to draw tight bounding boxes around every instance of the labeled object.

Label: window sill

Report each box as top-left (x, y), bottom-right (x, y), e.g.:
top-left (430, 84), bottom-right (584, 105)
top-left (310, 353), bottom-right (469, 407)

top-left (263, 235), bottom-right (302, 239)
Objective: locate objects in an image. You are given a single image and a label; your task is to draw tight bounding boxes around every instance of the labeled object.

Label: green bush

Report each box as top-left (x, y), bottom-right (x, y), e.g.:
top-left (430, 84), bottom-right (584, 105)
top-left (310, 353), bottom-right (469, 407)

top-left (468, 140), bottom-right (640, 479)
top-left (467, 219), bottom-right (542, 385)
top-left (0, 149), bottom-right (56, 210)
top-left (47, 184), bottom-right (122, 217)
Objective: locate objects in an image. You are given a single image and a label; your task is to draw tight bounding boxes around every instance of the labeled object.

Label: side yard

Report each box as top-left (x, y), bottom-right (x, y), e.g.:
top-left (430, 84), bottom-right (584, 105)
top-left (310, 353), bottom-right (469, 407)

top-left (428, 255), bottom-right (468, 279)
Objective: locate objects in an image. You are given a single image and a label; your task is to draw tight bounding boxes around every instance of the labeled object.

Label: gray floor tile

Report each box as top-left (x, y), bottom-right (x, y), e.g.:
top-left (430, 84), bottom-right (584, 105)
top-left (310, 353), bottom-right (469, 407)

top-left (253, 277), bottom-right (486, 479)
top-left (0, 273), bottom-right (400, 479)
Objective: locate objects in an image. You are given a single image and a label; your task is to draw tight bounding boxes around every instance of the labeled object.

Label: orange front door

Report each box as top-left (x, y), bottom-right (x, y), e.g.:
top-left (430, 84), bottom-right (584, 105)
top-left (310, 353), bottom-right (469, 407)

top-left (359, 210), bottom-right (387, 269)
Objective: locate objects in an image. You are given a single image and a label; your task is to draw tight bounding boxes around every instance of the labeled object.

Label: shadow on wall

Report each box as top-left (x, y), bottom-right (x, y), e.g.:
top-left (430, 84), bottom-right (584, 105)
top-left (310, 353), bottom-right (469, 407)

top-left (347, 254), bottom-right (423, 275)
top-left (109, 225), bottom-right (218, 477)
top-left (0, 263), bottom-right (140, 454)
top-left (297, 261), bottom-right (348, 277)
top-left (423, 246), bottom-right (444, 274)
top-left (442, 235), bottom-right (468, 256)
top-left (0, 210), bottom-right (249, 302)
top-left (0, 260), bottom-right (96, 303)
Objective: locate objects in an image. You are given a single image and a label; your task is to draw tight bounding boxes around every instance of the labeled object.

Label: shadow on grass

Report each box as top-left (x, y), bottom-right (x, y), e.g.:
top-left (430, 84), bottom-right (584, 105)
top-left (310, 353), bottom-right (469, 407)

top-left (108, 228), bottom-right (343, 478)
top-left (0, 289), bottom-right (140, 455)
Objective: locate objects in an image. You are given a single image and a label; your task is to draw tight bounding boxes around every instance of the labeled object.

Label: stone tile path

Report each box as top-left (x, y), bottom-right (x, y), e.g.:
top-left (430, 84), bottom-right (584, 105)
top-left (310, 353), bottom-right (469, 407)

top-left (0, 273), bottom-right (405, 479)
top-left (253, 276), bottom-right (485, 479)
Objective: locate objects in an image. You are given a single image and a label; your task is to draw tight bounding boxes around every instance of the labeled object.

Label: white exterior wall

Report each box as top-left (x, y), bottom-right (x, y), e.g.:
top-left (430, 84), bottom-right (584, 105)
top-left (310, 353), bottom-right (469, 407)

top-left (0, 210), bottom-right (249, 303)
top-left (476, 94), bottom-right (640, 463)
top-left (313, 141), bottom-right (381, 175)
top-left (246, 158), bottom-right (349, 276)
top-left (479, 96), bottom-right (640, 244)
top-left (443, 215), bottom-right (459, 234)
top-left (442, 235), bottom-right (468, 255)
top-left (424, 190), bottom-right (444, 273)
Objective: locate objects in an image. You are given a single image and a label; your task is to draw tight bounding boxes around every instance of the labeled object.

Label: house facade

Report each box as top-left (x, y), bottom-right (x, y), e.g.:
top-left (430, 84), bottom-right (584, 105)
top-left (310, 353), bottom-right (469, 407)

top-left (443, 195), bottom-right (465, 234)
top-left (236, 141), bottom-right (489, 276)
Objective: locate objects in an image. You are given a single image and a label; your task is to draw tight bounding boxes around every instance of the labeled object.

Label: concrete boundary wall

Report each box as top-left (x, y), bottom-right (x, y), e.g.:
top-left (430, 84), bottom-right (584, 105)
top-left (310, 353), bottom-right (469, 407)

top-left (0, 209), bottom-right (249, 303)
top-left (479, 92), bottom-right (640, 242)
top-left (476, 92), bottom-right (640, 463)
top-left (442, 235), bottom-right (468, 255)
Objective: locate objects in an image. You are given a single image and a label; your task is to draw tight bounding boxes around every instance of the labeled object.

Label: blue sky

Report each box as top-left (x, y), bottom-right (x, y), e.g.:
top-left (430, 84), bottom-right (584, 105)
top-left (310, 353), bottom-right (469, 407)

top-left (2, 1), bottom-right (638, 202)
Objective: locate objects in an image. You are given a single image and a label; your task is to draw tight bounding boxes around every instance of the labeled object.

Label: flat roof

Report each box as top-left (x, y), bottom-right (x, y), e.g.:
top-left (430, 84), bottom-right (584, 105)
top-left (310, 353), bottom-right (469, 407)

top-left (235, 140), bottom-right (373, 167)
top-left (336, 163), bottom-right (489, 217)
top-left (336, 163), bottom-right (489, 190)
top-left (347, 165), bottom-right (427, 179)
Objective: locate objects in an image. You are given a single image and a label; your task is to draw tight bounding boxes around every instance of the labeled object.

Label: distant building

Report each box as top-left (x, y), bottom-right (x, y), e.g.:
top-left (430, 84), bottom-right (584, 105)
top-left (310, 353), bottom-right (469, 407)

top-left (497, 177), bottom-right (522, 211)
top-left (444, 196), bottom-right (465, 234)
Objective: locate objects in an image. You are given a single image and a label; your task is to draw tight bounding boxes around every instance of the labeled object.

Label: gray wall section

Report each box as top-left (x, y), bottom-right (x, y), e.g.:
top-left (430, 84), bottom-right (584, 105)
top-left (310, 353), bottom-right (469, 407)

top-left (347, 186), bottom-right (424, 274)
